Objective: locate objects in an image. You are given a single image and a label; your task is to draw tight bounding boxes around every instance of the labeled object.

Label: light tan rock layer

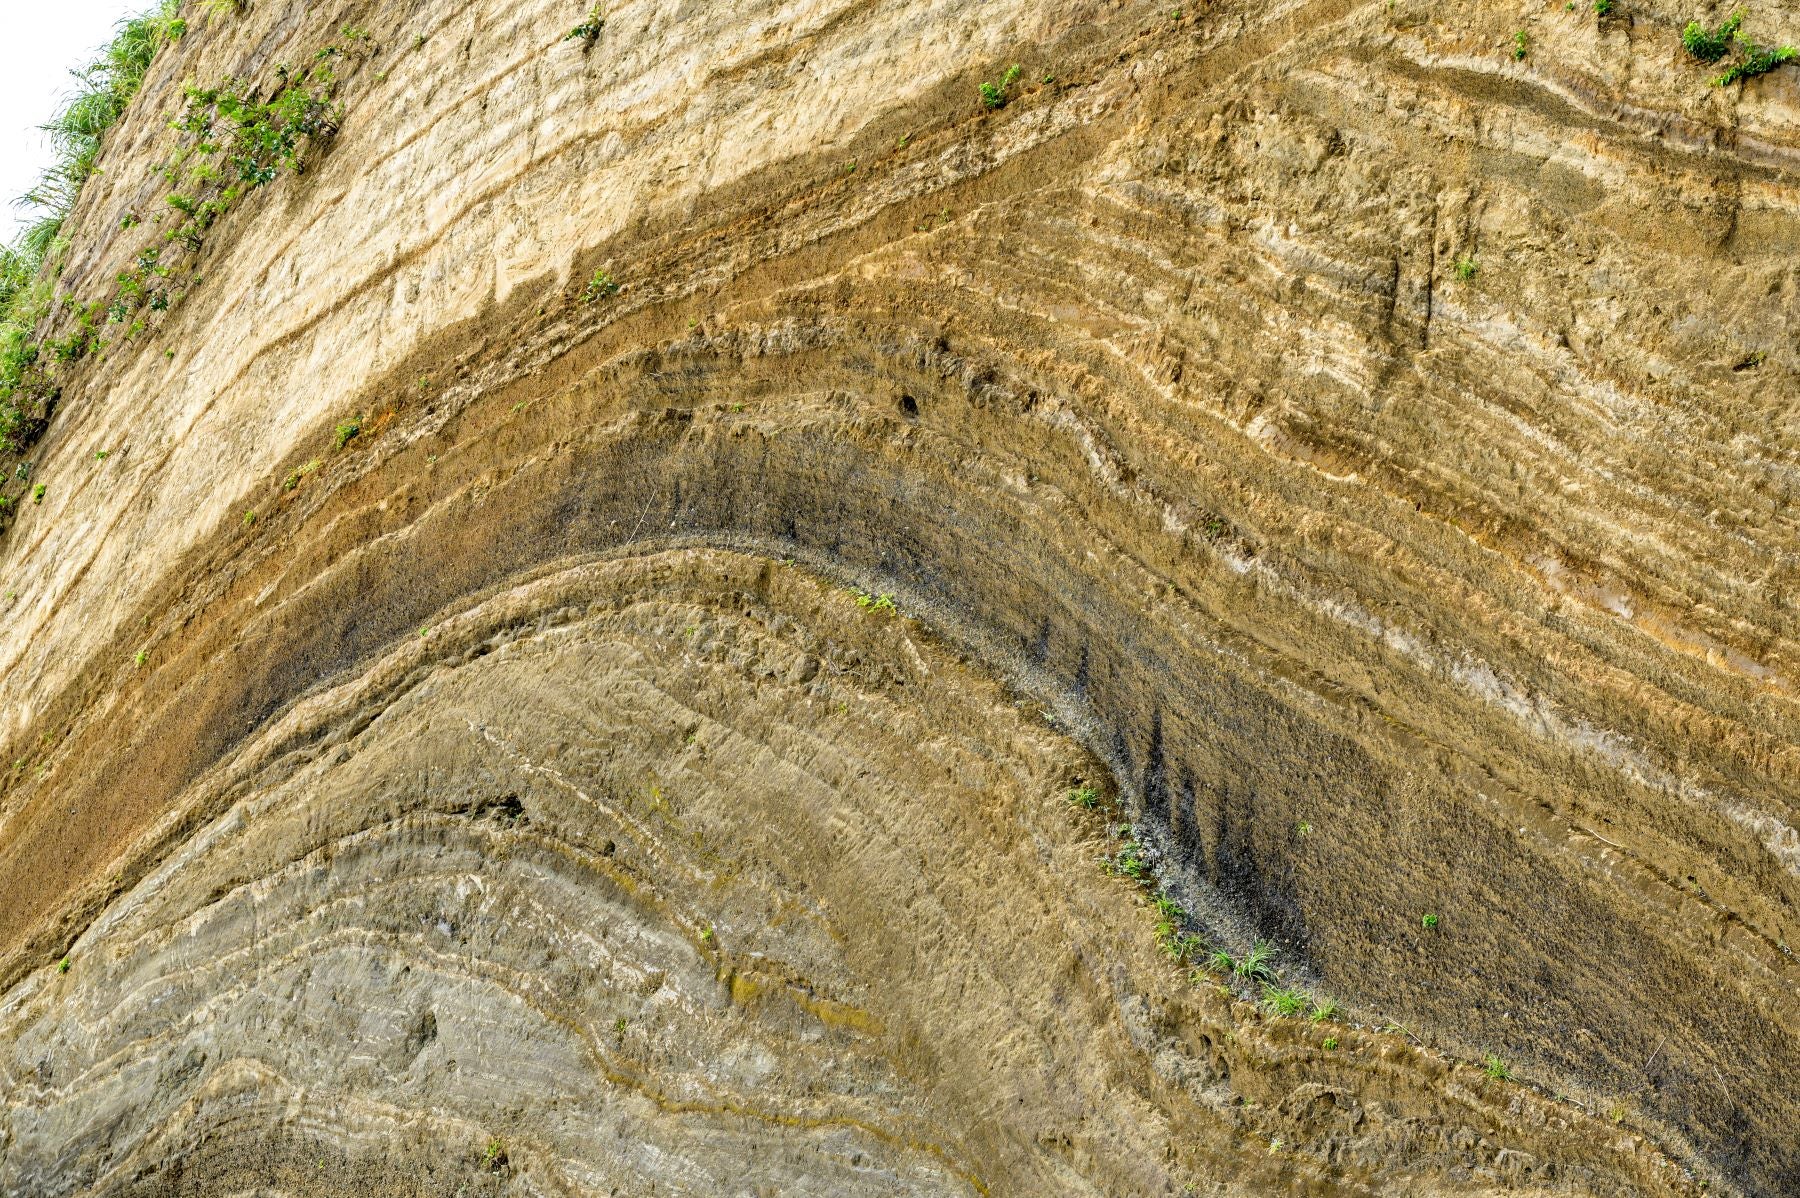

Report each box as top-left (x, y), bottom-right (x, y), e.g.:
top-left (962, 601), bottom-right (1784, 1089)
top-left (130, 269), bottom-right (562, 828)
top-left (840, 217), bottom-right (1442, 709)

top-left (0, 0), bottom-right (1796, 1192)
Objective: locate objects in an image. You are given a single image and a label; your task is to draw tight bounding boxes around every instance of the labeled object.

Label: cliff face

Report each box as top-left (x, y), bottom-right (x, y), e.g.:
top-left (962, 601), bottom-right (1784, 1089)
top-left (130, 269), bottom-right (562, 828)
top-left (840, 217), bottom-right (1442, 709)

top-left (0, 0), bottom-right (1796, 1194)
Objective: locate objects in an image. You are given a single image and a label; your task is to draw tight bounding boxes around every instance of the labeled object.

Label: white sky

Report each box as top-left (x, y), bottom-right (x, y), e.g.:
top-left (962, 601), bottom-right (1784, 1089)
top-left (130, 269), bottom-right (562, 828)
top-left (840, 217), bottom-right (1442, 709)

top-left (0, 1), bottom-right (149, 246)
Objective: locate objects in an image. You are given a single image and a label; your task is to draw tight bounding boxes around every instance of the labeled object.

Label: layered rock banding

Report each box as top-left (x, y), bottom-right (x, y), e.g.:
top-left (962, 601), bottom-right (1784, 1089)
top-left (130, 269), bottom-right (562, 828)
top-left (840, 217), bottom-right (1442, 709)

top-left (0, 0), bottom-right (1796, 1194)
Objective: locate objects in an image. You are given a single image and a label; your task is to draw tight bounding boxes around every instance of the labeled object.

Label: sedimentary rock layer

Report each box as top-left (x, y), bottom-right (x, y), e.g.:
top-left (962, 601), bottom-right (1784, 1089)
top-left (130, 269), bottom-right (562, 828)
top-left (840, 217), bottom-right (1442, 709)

top-left (0, 550), bottom-right (1704, 1195)
top-left (0, 0), bottom-right (1795, 1193)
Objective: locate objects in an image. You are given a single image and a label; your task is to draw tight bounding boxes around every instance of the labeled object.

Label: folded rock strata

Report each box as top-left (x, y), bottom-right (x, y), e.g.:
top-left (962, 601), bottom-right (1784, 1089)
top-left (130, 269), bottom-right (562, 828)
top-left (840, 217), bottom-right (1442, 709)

top-left (0, 0), bottom-right (1795, 1193)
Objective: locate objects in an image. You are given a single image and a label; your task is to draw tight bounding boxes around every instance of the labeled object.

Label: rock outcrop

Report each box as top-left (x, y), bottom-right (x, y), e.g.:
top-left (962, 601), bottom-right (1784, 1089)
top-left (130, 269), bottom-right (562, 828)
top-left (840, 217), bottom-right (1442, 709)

top-left (0, 0), bottom-right (1796, 1194)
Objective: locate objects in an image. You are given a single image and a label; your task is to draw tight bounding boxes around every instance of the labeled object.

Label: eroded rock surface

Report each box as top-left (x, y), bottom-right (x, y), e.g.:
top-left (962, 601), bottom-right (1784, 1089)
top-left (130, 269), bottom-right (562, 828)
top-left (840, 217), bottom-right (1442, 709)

top-left (0, 0), bottom-right (1795, 1193)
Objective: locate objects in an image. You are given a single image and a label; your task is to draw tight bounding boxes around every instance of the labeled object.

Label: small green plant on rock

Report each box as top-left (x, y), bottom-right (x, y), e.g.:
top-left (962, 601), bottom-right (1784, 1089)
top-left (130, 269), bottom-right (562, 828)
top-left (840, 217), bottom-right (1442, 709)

top-left (1323, 1036), bottom-right (1340, 1049)
top-left (566, 4), bottom-right (604, 44)
top-left (482, 1137), bottom-right (507, 1170)
top-left (1309, 995), bottom-right (1339, 1022)
top-left (134, 649), bottom-right (148, 668)
top-left (582, 268), bottom-right (620, 303)
top-left (1453, 256), bottom-right (1478, 281)
top-left (1483, 1053), bottom-right (1513, 1080)
top-left (1714, 39), bottom-right (1798, 86)
top-left (1513, 30), bottom-right (1529, 58)
top-left (1152, 896), bottom-right (1205, 962)
top-left (1683, 10), bottom-right (1744, 60)
top-left (979, 63), bottom-right (1024, 110)
top-left (1422, 912), bottom-right (1440, 930)
top-left (852, 589), bottom-right (897, 613)
top-left (1262, 985), bottom-right (1308, 1017)
top-left (31, 484), bottom-right (44, 504)
top-left (1236, 939), bottom-right (1276, 983)
top-left (57, 956), bottom-right (70, 974)
top-left (284, 457), bottom-right (322, 489)
top-left (1068, 785), bottom-right (1101, 809)
top-left (1593, 0), bottom-right (1612, 14)
top-left (1106, 838), bottom-right (1153, 881)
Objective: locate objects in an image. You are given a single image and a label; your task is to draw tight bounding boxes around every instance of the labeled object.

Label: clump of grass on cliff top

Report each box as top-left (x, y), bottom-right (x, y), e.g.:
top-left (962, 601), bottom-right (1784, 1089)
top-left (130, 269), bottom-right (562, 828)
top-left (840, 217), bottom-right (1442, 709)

top-left (0, 0), bottom-right (183, 452)
top-left (1, 16), bottom-right (350, 482)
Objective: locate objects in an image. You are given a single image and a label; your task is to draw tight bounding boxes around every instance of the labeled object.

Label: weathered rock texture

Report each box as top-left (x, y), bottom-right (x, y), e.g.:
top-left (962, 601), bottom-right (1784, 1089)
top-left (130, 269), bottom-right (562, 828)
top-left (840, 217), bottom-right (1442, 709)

top-left (0, 0), bottom-right (1796, 1193)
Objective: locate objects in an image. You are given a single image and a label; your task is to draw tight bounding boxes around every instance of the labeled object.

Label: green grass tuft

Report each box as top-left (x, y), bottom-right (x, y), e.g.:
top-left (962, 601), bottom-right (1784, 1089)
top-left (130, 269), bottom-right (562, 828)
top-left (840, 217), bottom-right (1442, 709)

top-left (1235, 939), bottom-right (1276, 983)
top-left (1683, 10), bottom-right (1744, 61)
top-left (1261, 984), bottom-right (1308, 1017)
